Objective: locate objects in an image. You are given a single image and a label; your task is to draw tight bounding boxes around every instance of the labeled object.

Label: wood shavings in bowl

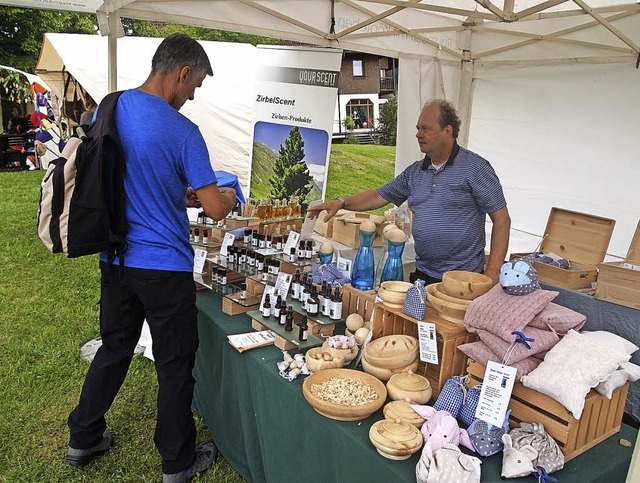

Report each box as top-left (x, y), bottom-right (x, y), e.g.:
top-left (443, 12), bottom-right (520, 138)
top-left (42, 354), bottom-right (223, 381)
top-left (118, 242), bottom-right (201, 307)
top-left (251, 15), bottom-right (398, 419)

top-left (309, 376), bottom-right (379, 406)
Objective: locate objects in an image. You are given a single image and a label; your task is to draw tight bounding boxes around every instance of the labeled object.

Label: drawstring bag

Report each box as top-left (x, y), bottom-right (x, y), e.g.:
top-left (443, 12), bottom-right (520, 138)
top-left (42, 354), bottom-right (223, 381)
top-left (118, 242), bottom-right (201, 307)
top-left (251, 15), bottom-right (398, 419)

top-left (508, 422), bottom-right (564, 474)
top-left (416, 441), bottom-right (482, 483)
top-left (433, 375), bottom-right (468, 418)
top-left (458, 383), bottom-right (482, 426)
top-left (403, 279), bottom-right (427, 320)
top-left (467, 410), bottom-right (511, 457)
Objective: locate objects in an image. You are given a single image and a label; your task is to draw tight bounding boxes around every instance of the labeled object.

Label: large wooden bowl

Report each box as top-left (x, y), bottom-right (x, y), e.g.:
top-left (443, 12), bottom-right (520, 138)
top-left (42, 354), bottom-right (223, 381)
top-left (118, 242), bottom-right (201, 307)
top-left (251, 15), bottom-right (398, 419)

top-left (380, 281), bottom-right (413, 293)
top-left (305, 347), bottom-right (345, 372)
top-left (430, 283), bottom-right (472, 307)
top-left (377, 286), bottom-right (407, 308)
top-left (363, 335), bottom-right (419, 369)
top-left (302, 368), bottom-right (387, 421)
top-left (361, 354), bottom-right (419, 382)
top-left (441, 270), bottom-right (493, 300)
top-left (426, 284), bottom-right (467, 324)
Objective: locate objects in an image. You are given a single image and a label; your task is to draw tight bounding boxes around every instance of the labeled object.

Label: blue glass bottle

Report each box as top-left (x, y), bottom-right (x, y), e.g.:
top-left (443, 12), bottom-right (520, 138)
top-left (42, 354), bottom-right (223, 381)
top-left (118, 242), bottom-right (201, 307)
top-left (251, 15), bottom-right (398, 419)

top-left (380, 237), bottom-right (405, 283)
top-left (352, 226), bottom-right (376, 290)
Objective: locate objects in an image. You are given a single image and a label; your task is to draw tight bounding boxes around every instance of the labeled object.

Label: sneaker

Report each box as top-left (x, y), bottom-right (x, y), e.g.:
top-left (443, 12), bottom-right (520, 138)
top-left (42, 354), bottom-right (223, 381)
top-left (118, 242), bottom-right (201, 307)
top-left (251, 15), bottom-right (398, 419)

top-left (162, 443), bottom-right (219, 483)
top-left (65, 431), bottom-right (113, 467)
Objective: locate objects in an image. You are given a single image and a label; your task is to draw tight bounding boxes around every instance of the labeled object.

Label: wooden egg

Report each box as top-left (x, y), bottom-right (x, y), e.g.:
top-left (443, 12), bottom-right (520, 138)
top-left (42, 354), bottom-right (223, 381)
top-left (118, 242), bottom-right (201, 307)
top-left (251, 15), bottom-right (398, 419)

top-left (345, 313), bottom-right (365, 332)
top-left (386, 370), bottom-right (432, 404)
top-left (305, 347), bottom-right (344, 373)
top-left (383, 400), bottom-right (427, 428)
top-left (319, 241), bottom-right (334, 254)
top-left (354, 327), bottom-right (370, 345)
top-left (360, 220), bottom-right (377, 232)
top-left (386, 228), bottom-right (406, 243)
top-left (383, 223), bottom-right (397, 238)
top-left (369, 418), bottom-right (423, 460)
top-left (321, 341), bottom-right (358, 364)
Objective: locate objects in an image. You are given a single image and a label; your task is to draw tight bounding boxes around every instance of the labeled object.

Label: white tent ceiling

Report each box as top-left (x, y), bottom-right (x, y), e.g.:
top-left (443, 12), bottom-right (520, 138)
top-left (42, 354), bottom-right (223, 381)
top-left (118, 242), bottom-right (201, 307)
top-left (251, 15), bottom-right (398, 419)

top-left (5, 0), bottom-right (640, 259)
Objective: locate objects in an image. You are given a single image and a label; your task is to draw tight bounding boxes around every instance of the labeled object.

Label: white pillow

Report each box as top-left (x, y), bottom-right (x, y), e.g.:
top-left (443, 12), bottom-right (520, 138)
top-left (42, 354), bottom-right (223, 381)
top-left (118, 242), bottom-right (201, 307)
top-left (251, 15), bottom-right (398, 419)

top-left (521, 330), bottom-right (630, 419)
top-left (580, 331), bottom-right (639, 357)
top-left (595, 361), bottom-right (640, 399)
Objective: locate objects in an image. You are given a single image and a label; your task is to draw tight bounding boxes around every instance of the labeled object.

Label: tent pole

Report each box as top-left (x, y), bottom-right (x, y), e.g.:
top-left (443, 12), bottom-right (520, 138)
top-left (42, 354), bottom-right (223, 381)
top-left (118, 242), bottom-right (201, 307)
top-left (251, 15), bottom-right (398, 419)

top-left (107, 13), bottom-right (119, 93)
top-left (457, 57), bottom-right (474, 148)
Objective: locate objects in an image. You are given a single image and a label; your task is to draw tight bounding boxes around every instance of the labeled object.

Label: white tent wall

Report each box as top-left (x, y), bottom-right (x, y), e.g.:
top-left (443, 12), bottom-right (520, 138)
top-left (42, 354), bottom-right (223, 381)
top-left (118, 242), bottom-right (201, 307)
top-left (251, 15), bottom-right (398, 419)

top-left (36, 33), bottom-right (258, 195)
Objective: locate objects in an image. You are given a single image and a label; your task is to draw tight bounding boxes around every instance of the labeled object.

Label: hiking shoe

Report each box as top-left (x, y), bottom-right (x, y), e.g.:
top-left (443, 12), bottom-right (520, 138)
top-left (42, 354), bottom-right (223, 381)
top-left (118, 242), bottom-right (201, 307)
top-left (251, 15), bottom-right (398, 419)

top-left (65, 431), bottom-right (113, 467)
top-left (162, 443), bottom-right (219, 483)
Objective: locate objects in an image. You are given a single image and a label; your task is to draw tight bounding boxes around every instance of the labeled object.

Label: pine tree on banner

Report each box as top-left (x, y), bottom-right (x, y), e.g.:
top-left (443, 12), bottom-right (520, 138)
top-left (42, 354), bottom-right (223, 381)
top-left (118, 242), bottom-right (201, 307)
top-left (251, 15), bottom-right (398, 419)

top-left (269, 126), bottom-right (313, 204)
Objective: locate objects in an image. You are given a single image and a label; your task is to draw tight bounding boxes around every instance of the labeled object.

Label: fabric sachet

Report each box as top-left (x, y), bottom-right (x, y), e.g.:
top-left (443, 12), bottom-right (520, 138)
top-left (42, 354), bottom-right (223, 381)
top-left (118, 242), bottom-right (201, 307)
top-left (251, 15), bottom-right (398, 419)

top-left (416, 441), bottom-right (482, 483)
top-left (402, 279), bottom-right (427, 320)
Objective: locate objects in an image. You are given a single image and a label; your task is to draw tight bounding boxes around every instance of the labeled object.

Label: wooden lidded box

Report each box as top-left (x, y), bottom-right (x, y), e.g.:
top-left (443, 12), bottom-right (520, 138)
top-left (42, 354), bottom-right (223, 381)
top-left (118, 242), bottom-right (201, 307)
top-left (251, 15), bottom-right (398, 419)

top-left (313, 209), bottom-right (353, 238)
top-left (595, 220), bottom-right (640, 309)
top-left (512, 207), bottom-right (615, 289)
top-left (371, 303), bottom-right (477, 398)
top-left (466, 362), bottom-right (629, 462)
top-left (331, 212), bottom-right (386, 248)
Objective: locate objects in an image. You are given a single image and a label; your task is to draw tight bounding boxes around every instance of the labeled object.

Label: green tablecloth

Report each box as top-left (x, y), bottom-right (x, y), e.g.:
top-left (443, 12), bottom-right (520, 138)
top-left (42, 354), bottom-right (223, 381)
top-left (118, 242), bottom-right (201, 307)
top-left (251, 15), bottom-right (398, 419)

top-left (193, 290), bottom-right (637, 483)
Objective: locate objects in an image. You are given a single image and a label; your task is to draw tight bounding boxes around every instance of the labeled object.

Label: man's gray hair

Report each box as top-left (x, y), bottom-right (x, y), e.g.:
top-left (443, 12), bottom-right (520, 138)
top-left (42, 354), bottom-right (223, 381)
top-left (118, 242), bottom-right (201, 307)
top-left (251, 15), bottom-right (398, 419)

top-left (151, 33), bottom-right (213, 76)
top-left (423, 99), bottom-right (461, 139)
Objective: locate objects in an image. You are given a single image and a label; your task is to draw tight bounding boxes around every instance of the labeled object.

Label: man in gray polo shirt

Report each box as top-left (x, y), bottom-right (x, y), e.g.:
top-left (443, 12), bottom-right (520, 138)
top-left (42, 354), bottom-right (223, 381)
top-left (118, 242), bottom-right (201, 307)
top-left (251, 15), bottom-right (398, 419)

top-left (308, 99), bottom-right (510, 284)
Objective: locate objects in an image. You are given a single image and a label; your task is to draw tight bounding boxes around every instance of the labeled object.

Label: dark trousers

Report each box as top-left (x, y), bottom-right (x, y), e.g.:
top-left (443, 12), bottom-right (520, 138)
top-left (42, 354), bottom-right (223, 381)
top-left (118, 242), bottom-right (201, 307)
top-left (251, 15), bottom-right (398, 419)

top-left (68, 262), bottom-right (199, 474)
top-left (409, 269), bottom-right (442, 286)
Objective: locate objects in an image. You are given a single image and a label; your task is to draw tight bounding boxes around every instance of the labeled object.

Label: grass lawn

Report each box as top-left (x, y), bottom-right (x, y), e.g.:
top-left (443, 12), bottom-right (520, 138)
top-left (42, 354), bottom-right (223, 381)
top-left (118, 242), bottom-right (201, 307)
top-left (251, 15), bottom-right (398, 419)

top-left (0, 143), bottom-right (394, 482)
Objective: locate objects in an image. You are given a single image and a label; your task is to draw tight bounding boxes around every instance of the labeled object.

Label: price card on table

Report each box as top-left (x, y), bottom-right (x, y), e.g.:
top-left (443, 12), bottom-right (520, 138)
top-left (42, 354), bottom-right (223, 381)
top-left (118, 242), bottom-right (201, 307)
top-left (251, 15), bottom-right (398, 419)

top-left (417, 321), bottom-right (439, 364)
top-left (193, 248), bottom-right (207, 274)
top-left (220, 232), bottom-right (235, 256)
top-left (337, 256), bottom-right (352, 278)
top-left (475, 361), bottom-right (517, 427)
top-left (283, 231), bottom-right (300, 256)
top-left (274, 272), bottom-right (293, 300)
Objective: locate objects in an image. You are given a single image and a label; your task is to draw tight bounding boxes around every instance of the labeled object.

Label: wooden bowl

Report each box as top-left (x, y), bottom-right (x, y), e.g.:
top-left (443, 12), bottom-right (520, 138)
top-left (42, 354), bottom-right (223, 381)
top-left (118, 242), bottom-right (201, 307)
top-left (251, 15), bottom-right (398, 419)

top-left (369, 418), bottom-right (423, 460)
top-left (305, 347), bottom-right (345, 372)
top-left (386, 370), bottom-right (433, 404)
top-left (302, 368), bottom-right (387, 421)
top-left (430, 283), bottom-right (472, 307)
top-left (383, 400), bottom-right (427, 428)
top-left (377, 286), bottom-right (406, 308)
top-left (363, 335), bottom-right (419, 369)
top-left (321, 341), bottom-right (358, 364)
top-left (441, 270), bottom-right (493, 300)
top-left (361, 354), bottom-right (419, 382)
top-left (380, 281), bottom-right (413, 293)
top-left (426, 288), bottom-right (467, 324)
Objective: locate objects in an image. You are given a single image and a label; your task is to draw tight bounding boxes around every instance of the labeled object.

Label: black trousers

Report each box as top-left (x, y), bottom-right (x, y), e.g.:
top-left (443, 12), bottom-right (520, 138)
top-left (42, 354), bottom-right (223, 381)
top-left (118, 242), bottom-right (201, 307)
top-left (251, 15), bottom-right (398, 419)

top-left (409, 268), bottom-right (442, 286)
top-left (68, 262), bottom-right (199, 474)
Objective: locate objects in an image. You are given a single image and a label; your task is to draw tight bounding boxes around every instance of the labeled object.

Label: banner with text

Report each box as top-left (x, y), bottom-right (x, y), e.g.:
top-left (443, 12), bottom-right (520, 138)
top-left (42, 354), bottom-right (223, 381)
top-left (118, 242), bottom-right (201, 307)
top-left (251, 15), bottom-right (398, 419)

top-left (250, 46), bottom-right (342, 206)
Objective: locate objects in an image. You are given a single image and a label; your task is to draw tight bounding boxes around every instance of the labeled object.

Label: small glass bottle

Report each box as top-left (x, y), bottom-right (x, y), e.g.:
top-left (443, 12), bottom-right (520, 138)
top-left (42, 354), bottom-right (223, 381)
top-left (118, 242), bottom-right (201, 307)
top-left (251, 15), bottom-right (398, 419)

top-left (330, 287), bottom-right (342, 320)
top-left (266, 234), bottom-right (272, 249)
top-left (272, 259), bottom-right (280, 276)
top-left (284, 305), bottom-right (294, 332)
top-left (202, 229), bottom-right (209, 244)
top-left (291, 269), bottom-right (301, 300)
top-left (258, 233), bottom-right (266, 249)
top-left (243, 228), bottom-right (251, 246)
top-left (279, 301), bottom-right (287, 326)
top-left (261, 294), bottom-right (271, 318)
top-left (251, 230), bottom-right (259, 248)
top-left (298, 315), bottom-right (309, 342)
top-left (257, 254), bottom-right (264, 272)
top-left (194, 228), bottom-right (200, 243)
top-left (297, 240), bottom-right (305, 259)
top-left (273, 295), bottom-right (283, 319)
top-left (248, 250), bottom-right (255, 267)
top-left (289, 246), bottom-right (297, 263)
top-left (220, 269), bottom-right (227, 286)
top-left (306, 287), bottom-right (319, 316)
top-left (322, 285), bottom-right (332, 316)
top-left (305, 240), bottom-right (313, 259)
top-left (240, 282), bottom-right (247, 300)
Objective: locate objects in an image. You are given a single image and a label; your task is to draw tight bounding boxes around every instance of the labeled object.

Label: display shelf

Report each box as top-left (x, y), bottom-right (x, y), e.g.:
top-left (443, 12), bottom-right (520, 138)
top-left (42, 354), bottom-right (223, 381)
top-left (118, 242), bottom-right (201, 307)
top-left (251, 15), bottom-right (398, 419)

top-left (222, 291), bottom-right (262, 315)
top-left (248, 310), bottom-right (323, 351)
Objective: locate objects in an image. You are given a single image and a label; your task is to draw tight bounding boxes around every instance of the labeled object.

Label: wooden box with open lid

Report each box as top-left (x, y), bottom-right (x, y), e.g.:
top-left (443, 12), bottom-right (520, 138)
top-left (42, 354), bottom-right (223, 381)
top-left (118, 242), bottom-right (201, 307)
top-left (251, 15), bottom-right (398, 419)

top-left (595, 220), bottom-right (640, 309)
top-left (511, 207), bottom-right (615, 290)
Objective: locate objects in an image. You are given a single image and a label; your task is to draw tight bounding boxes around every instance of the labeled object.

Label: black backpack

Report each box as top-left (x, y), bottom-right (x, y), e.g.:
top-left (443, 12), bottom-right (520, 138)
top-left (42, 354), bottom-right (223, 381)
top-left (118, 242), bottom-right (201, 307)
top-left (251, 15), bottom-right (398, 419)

top-left (38, 91), bottom-right (127, 260)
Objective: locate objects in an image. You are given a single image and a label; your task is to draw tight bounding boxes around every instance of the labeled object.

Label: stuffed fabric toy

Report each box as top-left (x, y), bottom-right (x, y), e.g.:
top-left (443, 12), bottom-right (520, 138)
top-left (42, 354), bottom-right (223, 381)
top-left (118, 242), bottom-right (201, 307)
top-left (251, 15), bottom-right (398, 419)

top-left (501, 433), bottom-right (538, 478)
top-left (416, 440), bottom-right (482, 483)
top-left (467, 410), bottom-right (511, 457)
top-left (410, 405), bottom-right (475, 452)
top-left (500, 257), bottom-right (540, 295)
top-left (508, 422), bottom-right (564, 474)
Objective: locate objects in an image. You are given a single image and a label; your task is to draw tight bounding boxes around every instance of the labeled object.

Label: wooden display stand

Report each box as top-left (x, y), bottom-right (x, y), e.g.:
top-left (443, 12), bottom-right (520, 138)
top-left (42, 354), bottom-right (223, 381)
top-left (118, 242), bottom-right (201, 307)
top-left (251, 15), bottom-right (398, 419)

top-left (511, 207), bottom-right (615, 289)
top-left (371, 303), bottom-right (477, 398)
top-left (341, 283), bottom-right (377, 321)
top-left (596, 220), bottom-right (640, 310)
top-left (466, 362), bottom-right (629, 462)
top-left (249, 310), bottom-right (323, 351)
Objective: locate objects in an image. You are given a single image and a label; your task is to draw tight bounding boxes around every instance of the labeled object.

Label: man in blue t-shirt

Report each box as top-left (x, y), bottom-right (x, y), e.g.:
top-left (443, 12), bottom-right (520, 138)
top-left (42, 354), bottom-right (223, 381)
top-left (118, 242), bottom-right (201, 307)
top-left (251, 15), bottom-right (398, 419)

top-left (308, 99), bottom-right (511, 285)
top-left (65, 34), bottom-right (236, 483)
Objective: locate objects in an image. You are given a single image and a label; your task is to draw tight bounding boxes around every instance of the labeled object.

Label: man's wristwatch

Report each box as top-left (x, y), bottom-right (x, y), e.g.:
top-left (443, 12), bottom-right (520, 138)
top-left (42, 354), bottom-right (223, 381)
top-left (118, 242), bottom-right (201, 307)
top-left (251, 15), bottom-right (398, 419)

top-left (332, 196), bottom-right (346, 209)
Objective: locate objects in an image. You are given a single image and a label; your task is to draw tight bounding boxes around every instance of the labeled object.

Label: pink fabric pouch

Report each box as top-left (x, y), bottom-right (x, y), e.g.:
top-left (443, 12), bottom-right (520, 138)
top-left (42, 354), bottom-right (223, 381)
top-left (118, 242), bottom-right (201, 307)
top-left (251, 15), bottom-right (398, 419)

top-left (475, 327), bottom-right (560, 364)
top-left (527, 302), bottom-right (587, 335)
top-left (458, 340), bottom-right (542, 380)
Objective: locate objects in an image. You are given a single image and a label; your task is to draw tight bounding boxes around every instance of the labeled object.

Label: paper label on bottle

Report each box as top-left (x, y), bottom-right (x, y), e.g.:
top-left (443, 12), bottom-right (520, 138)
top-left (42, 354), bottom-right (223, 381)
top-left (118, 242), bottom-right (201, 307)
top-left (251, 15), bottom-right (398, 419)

top-left (417, 321), bottom-right (439, 364)
top-left (337, 256), bottom-right (352, 278)
top-left (193, 248), bottom-right (207, 274)
top-left (220, 232), bottom-right (235, 256)
top-left (475, 361), bottom-right (517, 427)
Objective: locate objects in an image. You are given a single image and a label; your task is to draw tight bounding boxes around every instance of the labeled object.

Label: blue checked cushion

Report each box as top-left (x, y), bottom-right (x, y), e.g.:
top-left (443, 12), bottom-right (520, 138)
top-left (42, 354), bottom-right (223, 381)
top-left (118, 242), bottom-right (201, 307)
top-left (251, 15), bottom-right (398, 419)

top-left (402, 279), bottom-right (427, 320)
top-left (458, 384), bottom-right (482, 427)
top-left (433, 375), bottom-right (467, 418)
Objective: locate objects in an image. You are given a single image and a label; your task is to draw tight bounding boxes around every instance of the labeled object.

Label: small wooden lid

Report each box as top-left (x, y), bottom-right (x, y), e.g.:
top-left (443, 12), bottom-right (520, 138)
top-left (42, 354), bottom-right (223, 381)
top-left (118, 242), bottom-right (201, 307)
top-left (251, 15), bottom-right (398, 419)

top-left (369, 418), bottom-right (423, 459)
top-left (383, 400), bottom-right (426, 427)
top-left (388, 371), bottom-right (431, 392)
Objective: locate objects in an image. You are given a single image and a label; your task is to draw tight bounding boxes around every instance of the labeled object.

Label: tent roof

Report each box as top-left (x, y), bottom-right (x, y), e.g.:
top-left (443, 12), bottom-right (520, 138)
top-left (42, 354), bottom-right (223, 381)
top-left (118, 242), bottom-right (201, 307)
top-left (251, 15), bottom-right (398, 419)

top-left (3, 1), bottom-right (640, 66)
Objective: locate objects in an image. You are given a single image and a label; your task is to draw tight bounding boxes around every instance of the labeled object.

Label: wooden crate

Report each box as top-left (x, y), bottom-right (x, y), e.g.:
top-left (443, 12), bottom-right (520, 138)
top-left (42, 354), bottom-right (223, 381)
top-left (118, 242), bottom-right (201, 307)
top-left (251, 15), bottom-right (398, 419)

top-left (511, 207), bottom-right (615, 289)
top-left (224, 216), bottom-right (261, 229)
top-left (595, 220), bottom-right (640, 309)
top-left (313, 209), bottom-right (353, 238)
top-left (341, 283), bottom-right (377, 322)
top-left (371, 304), bottom-right (477, 397)
top-left (466, 362), bottom-right (629, 462)
top-left (222, 291), bottom-right (261, 315)
top-left (331, 212), bottom-right (387, 248)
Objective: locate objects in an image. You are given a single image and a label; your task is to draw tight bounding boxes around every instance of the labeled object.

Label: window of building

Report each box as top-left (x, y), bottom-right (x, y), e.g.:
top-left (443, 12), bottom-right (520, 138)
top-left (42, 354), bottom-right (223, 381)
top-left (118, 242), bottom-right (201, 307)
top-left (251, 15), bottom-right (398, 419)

top-left (352, 60), bottom-right (363, 77)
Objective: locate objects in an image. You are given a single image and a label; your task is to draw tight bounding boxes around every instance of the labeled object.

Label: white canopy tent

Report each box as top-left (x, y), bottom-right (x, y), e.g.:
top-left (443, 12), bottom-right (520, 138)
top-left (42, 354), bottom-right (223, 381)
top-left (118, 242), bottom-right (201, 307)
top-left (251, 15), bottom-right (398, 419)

top-left (5, 0), bottom-right (640, 259)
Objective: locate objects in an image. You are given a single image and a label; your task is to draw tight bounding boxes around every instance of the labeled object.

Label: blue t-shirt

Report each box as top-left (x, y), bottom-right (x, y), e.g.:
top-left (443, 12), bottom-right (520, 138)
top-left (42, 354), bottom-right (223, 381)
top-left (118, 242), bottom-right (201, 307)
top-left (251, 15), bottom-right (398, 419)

top-left (377, 144), bottom-right (506, 279)
top-left (103, 89), bottom-right (218, 271)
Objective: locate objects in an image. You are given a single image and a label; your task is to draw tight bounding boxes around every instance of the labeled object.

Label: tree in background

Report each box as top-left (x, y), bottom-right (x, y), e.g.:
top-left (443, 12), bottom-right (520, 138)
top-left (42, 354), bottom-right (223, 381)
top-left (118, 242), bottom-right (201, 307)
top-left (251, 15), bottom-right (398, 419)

top-left (269, 127), bottom-right (313, 205)
top-left (376, 93), bottom-right (398, 146)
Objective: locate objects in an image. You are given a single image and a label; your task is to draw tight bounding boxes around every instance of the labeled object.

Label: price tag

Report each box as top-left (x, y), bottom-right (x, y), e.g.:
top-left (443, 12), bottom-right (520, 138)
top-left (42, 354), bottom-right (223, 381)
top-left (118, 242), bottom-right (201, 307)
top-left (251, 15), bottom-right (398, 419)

top-left (475, 361), bottom-right (517, 427)
top-left (193, 248), bottom-right (207, 274)
top-left (417, 321), bottom-right (439, 364)
top-left (283, 231), bottom-right (300, 255)
top-left (274, 272), bottom-right (293, 300)
top-left (220, 232), bottom-right (235, 256)
top-left (337, 256), bottom-right (352, 278)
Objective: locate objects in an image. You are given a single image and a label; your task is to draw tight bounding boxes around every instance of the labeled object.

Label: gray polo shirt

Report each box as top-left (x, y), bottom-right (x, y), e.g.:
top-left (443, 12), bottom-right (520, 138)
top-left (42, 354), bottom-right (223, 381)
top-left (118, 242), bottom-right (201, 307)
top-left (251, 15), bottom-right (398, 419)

top-left (377, 143), bottom-right (507, 279)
